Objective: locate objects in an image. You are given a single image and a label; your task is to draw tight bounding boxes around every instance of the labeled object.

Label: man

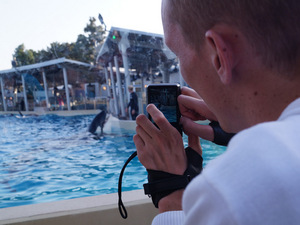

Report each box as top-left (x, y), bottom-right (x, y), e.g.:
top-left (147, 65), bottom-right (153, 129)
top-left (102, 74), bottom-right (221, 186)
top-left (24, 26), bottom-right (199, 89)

top-left (127, 85), bottom-right (139, 120)
top-left (134, 0), bottom-right (300, 224)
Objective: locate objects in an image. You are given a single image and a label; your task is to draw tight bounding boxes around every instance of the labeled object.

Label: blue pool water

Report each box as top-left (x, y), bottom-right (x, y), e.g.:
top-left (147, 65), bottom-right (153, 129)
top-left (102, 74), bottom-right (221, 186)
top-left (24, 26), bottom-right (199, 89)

top-left (0, 114), bottom-right (226, 209)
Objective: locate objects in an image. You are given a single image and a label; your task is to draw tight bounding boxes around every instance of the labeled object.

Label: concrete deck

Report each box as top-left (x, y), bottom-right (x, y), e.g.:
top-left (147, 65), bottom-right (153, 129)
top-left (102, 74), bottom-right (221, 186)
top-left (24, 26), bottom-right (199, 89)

top-left (0, 190), bottom-right (158, 225)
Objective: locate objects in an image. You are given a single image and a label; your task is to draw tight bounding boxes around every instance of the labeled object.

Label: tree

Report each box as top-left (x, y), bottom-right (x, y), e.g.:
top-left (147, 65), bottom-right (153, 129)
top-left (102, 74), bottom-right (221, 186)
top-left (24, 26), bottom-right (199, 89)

top-left (75, 17), bottom-right (106, 64)
top-left (13, 44), bottom-right (36, 66)
top-left (12, 17), bottom-right (106, 66)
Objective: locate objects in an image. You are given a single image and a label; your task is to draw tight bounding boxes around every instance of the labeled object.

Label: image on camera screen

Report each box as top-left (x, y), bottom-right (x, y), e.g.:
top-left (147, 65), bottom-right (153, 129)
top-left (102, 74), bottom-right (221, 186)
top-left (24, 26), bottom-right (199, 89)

top-left (149, 87), bottom-right (178, 123)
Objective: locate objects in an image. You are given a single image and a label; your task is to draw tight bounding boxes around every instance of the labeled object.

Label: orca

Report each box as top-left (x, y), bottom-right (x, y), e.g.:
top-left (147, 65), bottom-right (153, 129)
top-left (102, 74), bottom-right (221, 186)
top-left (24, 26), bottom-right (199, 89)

top-left (88, 110), bottom-right (108, 136)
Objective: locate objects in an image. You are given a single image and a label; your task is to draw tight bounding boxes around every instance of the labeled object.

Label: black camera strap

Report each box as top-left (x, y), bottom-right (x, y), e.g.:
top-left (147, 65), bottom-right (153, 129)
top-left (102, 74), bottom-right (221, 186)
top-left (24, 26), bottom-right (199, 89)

top-left (117, 147), bottom-right (203, 219)
top-left (118, 151), bottom-right (137, 219)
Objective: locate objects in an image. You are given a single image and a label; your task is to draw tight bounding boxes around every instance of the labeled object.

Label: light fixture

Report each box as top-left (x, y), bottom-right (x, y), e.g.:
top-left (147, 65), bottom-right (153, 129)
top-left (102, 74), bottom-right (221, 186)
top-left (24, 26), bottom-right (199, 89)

top-left (98, 13), bottom-right (107, 31)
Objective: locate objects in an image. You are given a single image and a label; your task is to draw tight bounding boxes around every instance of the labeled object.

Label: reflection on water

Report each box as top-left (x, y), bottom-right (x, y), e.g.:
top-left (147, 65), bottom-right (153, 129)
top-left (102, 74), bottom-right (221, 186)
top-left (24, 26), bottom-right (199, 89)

top-left (0, 114), bottom-right (225, 208)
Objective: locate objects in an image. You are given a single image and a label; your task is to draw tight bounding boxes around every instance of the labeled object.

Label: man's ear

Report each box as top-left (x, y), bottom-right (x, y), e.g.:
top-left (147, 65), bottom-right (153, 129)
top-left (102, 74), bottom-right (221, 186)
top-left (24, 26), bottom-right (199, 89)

top-left (205, 30), bottom-right (234, 85)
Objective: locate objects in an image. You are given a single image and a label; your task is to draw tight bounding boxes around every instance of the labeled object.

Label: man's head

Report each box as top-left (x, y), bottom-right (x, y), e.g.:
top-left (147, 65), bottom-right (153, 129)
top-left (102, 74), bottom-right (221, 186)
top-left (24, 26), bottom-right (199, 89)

top-left (128, 85), bottom-right (134, 93)
top-left (164, 0), bottom-right (300, 74)
top-left (162, 0), bottom-right (300, 132)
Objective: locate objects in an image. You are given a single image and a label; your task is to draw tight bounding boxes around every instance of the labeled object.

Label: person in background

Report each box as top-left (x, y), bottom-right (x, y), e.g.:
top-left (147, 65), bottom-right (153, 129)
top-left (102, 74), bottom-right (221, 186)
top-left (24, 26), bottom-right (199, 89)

top-left (126, 85), bottom-right (139, 120)
top-left (134, 0), bottom-right (300, 224)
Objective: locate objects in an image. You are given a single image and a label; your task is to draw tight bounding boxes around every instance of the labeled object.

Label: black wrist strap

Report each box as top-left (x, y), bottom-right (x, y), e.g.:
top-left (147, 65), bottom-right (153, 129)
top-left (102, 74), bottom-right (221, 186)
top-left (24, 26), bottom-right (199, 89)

top-left (143, 147), bottom-right (203, 208)
top-left (144, 171), bottom-right (190, 194)
top-left (209, 121), bottom-right (236, 146)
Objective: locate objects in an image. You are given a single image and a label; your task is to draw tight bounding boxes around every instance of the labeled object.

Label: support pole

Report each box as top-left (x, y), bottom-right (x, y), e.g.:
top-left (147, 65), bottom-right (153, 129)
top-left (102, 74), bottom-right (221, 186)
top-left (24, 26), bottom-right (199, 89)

top-left (141, 76), bottom-right (145, 93)
top-left (42, 70), bottom-right (50, 109)
top-left (0, 77), bottom-right (7, 112)
top-left (121, 43), bottom-right (131, 104)
top-left (109, 62), bottom-right (119, 116)
top-left (104, 67), bottom-right (111, 114)
top-left (21, 74), bottom-right (29, 111)
top-left (162, 63), bottom-right (170, 83)
top-left (150, 67), bottom-right (154, 84)
top-left (114, 56), bottom-right (126, 118)
top-left (104, 67), bottom-right (111, 98)
top-left (119, 32), bottom-right (131, 104)
top-left (62, 67), bottom-right (71, 111)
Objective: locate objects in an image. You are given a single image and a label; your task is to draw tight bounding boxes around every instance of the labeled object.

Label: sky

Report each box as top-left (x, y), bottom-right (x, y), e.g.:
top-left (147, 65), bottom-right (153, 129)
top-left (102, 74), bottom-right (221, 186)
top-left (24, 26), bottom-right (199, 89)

top-left (0, 0), bottom-right (163, 70)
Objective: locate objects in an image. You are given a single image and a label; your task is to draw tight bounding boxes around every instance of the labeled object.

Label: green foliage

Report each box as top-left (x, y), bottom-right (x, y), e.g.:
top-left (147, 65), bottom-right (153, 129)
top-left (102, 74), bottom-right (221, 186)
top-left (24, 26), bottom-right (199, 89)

top-left (13, 44), bottom-right (36, 66)
top-left (12, 17), bottom-right (106, 66)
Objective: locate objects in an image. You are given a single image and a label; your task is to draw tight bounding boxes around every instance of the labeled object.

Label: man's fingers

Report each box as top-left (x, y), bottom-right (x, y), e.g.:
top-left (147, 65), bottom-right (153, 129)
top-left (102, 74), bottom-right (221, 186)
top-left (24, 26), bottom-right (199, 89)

top-left (136, 124), bottom-right (152, 143)
top-left (178, 95), bottom-right (217, 121)
top-left (178, 95), bottom-right (207, 120)
top-left (181, 86), bottom-right (202, 99)
top-left (136, 113), bottom-right (159, 138)
top-left (133, 133), bottom-right (145, 149)
top-left (181, 117), bottom-right (214, 142)
top-left (146, 104), bottom-right (175, 134)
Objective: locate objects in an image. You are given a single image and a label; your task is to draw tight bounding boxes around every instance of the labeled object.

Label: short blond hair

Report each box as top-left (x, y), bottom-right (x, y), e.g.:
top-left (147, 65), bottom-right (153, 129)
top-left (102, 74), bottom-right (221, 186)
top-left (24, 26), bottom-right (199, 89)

top-left (166, 0), bottom-right (300, 74)
top-left (128, 85), bottom-right (134, 91)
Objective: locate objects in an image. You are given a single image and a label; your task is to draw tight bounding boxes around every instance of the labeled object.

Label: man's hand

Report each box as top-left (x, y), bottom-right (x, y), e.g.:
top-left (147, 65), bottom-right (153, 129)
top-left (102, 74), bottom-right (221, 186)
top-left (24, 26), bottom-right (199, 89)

top-left (179, 87), bottom-right (216, 142)
top-left (134, 103), bottom-right (203, 212)
top-left (179, 87), bottom-right (217, 121)
top-left (134, 104), bottom-right (187, 175)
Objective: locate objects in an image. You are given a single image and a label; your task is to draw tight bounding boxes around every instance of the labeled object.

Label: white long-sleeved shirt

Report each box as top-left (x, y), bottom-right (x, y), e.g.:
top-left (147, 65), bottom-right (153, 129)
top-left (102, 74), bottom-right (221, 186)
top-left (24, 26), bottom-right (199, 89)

top-left (152, 98), bottom-right (300, 225)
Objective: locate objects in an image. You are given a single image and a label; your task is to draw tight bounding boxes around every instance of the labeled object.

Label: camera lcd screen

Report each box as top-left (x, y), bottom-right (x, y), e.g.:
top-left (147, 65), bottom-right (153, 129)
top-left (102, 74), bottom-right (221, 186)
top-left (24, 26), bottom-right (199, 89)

top-left (147, 85), bottom-right (179, 123)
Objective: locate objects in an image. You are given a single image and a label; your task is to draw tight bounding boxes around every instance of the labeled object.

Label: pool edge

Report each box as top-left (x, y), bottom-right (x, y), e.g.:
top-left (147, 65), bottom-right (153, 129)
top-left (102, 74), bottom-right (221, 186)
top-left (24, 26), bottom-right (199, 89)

top-left (0, 189), bottom-right (158, 225)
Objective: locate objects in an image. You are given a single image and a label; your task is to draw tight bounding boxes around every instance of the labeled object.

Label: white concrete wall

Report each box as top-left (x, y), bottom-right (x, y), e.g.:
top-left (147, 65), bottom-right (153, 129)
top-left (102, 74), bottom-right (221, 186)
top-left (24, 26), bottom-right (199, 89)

top-left (0, 190), bottom-right (158, 225)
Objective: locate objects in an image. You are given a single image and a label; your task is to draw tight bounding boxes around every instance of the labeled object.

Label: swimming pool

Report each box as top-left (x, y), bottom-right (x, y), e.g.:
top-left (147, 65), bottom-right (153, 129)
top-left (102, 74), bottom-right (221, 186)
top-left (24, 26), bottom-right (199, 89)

top-left (0, 114), bottom-right (226, 209)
